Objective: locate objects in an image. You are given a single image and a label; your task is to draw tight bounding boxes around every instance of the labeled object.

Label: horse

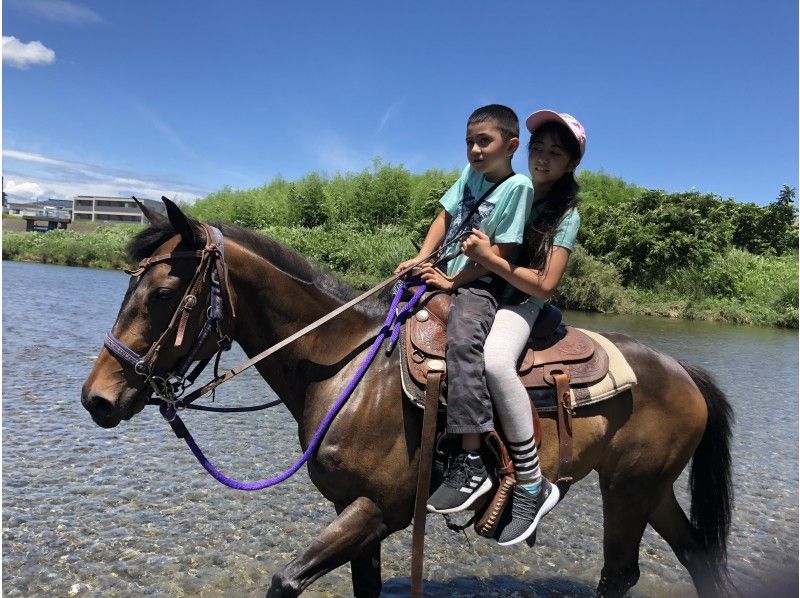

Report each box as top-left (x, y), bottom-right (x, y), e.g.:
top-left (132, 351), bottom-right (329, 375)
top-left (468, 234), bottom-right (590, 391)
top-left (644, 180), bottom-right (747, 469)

top-left (81, 199), bottom-right (734, 597)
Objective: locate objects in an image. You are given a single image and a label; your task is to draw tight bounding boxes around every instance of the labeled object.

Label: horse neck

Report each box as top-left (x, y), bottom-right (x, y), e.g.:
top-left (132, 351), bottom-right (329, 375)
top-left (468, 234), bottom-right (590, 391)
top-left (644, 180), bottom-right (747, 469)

top-left (223, 239), bottom-right (379, 420)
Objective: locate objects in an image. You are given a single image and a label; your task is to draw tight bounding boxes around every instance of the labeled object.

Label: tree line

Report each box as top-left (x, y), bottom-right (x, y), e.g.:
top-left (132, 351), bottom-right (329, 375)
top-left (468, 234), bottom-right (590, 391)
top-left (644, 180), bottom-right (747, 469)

top-left (3, 161), bottom-right (797, 327)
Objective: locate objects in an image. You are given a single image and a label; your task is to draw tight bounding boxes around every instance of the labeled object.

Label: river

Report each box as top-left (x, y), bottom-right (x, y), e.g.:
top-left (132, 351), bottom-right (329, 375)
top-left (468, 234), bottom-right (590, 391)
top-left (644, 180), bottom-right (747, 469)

top-left (2, 261), bottom-right (797, 597)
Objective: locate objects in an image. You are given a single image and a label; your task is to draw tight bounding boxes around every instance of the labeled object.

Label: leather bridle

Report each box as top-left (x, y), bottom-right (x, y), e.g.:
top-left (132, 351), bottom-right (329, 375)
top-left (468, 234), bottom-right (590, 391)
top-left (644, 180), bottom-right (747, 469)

top-left (103, 224), bottom-right (235, 407)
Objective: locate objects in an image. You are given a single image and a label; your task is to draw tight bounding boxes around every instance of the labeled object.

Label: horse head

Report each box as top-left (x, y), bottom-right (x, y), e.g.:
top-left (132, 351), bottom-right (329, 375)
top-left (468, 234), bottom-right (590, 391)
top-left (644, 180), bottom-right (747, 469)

top-left (81, 198), bottom-right (232, 427)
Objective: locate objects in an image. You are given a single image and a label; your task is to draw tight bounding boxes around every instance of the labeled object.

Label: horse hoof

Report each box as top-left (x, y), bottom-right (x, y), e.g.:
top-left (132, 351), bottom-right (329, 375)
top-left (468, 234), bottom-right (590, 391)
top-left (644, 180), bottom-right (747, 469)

top-left (266, 572), bottom-right (300, 598)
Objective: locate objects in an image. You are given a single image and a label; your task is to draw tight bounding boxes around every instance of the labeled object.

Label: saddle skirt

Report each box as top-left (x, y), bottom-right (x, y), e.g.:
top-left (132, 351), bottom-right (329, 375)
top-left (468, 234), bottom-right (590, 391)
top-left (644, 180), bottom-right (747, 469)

top-left (399, 292), bottom-right (610, 409)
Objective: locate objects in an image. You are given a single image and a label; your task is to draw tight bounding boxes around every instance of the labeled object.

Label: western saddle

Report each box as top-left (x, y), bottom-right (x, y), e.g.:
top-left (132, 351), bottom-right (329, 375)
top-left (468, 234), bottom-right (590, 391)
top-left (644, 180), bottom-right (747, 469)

top-left (404, 289), bottom-right (609, 597)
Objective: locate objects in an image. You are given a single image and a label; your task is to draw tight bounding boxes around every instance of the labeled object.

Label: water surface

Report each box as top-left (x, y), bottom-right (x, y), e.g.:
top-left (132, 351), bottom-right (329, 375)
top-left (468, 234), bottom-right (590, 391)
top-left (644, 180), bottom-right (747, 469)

top-left (3, 261), bottom-right (797, 596)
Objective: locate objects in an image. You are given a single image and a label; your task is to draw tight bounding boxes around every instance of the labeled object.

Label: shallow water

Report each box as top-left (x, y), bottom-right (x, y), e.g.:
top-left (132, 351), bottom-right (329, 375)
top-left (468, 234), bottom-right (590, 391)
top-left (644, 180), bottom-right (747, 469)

top-left (2, 261), bottom-right (797, 597)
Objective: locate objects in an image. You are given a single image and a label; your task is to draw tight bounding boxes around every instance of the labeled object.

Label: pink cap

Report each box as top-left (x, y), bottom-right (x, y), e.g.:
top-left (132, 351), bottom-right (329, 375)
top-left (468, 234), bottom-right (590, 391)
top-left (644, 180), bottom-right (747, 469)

top-left (525, 110), bottom-right (586, 161)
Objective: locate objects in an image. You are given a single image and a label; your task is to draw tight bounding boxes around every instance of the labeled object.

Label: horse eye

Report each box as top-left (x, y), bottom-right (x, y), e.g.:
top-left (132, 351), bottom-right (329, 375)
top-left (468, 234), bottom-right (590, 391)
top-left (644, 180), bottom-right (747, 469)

top-left (154, 287), bottom-right (175, 301)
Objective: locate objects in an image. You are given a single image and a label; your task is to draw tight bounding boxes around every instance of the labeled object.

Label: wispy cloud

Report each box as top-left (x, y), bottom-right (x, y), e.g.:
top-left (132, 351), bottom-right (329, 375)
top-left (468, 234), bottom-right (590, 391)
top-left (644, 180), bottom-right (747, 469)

top-left (308, 130), bottom-right (369, 173)
top-left (2, 36), bottom-right (56, 69)
top-left (132, 102), bottom-right (196, 158)
top-left (376, 100), bottom-right (405, 135)
top-left (3, 149), bottom-right (209, 203)
top-left (131, 101), bottom-right (258, 186)
top-left (7, 0), bottom-right (102, 25)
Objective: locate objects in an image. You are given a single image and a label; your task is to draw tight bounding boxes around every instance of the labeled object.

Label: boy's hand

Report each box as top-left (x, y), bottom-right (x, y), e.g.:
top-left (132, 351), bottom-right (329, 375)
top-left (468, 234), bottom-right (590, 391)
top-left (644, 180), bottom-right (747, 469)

top-left (394, 256), bottom-right (428, 275)
top-left (462, 229), bottom-right (495, 265)
top-left (418, 265), bottom-right (454, 291)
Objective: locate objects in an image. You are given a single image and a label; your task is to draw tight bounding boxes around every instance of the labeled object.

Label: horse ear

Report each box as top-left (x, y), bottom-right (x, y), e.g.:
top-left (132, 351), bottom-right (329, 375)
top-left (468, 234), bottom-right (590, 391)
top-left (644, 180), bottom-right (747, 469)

top-left (132, 196), bottom-right (167, 225)
top-left (162, 196), bottom-right (198, 247)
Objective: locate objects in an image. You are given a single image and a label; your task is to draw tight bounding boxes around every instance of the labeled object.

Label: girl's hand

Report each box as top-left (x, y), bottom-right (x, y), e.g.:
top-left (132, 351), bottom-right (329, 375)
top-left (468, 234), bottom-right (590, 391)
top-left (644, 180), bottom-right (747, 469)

top-left (461, 229), bottom-right (494, 265)
top-left (418, 265), bottom-right (454, 291)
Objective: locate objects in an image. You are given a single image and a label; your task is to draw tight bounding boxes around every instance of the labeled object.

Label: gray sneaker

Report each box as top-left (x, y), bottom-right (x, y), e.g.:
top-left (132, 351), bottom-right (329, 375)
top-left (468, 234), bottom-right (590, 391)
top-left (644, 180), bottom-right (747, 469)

top-left (495, 478), bottom-right (560, 546)
top-left (426, 452), bottom-right (492, 514)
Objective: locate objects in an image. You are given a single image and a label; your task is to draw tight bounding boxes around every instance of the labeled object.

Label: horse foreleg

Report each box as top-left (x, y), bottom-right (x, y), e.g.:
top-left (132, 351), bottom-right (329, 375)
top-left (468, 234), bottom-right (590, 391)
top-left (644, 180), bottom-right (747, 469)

top-left (350, 538), bottom-right (382, 597)
top-left (649, 489), bottom-right (722, 597)
top-left (267, 496), bottom-right (387, 598)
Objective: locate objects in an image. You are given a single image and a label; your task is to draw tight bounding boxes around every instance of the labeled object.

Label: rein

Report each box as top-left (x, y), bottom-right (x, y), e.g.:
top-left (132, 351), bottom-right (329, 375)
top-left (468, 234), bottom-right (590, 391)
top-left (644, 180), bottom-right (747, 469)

top-left (161, 282), bottom-right (426, 490)
top-left (100, 222), bottom-right (465, 489)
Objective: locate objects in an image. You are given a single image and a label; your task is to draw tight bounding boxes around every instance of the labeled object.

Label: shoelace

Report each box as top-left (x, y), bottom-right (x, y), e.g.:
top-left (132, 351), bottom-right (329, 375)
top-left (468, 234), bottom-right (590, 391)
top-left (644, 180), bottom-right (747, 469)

top-left (442, 453), bottom-right (476, 488)
top-left (510, 485), bottom-right (539, 520)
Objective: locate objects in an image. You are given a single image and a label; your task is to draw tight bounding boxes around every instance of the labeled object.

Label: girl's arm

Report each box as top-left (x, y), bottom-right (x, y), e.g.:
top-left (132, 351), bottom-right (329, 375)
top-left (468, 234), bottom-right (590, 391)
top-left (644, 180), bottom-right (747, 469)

top-left (462, 229), bottom-right (570, 301)
top-left (418, 242), bottom-right (517, 291)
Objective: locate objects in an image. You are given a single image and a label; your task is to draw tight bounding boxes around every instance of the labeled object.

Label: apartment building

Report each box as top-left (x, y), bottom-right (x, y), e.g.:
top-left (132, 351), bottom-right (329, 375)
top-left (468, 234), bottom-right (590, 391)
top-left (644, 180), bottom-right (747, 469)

top-left (72, 196), bottom-right (167, 224)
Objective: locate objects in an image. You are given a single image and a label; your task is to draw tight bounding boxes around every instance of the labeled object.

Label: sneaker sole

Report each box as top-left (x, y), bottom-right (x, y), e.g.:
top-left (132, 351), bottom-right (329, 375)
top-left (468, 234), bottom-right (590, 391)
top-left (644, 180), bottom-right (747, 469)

top-left (497, 483), bottom-right (561, 546)
top-left (426, 477), bottom-right (493, 514)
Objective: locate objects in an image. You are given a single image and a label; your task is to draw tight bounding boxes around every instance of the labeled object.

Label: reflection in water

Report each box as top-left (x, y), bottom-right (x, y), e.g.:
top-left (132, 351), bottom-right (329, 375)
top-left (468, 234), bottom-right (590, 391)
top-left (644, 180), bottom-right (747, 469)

top-left (2, 261), bottom-right (798, 597)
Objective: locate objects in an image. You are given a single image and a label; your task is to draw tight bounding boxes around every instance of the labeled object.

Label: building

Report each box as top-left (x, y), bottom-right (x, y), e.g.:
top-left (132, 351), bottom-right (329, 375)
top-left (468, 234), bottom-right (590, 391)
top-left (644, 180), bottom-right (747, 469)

top-left (71, 196), bottom-right (167, 224)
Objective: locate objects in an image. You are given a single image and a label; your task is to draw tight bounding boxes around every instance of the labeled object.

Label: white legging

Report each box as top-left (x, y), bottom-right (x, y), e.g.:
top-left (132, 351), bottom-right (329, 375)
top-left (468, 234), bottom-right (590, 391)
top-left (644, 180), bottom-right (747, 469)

top-left (484, 302), bottom-right (542, 481)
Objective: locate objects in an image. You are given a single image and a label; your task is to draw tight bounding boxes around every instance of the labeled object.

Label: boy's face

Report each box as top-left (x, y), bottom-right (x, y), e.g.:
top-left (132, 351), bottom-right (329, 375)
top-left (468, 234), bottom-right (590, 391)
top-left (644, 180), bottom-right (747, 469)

top-left (465, 122), bottom-right (519, 182)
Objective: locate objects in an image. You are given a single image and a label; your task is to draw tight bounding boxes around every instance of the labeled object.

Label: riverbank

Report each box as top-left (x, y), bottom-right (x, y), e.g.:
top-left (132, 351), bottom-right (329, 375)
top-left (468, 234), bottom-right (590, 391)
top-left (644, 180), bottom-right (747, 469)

top-left (3, 222), bottom-right (797, 328)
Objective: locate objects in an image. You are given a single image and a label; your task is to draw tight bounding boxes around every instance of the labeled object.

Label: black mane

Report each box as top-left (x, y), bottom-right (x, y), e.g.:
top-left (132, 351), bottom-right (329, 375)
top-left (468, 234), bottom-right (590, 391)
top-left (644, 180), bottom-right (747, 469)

top-left (128, 217), bottom-right (389, 316)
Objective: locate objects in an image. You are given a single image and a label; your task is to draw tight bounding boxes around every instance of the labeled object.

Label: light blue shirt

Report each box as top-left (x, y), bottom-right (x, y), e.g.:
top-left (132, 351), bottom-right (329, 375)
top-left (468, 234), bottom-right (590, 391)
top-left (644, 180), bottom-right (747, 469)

top-left (525, 205), bottom-right (581, 307)
top-left (439, 165), bottom-right (533, 277)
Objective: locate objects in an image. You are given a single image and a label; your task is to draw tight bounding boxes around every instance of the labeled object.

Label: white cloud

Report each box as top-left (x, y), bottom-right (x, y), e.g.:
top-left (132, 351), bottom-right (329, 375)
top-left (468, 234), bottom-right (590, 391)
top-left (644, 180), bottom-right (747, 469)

top-left (3, 179), bottom-right (47, 201)
top-left (2, 36), bottom-right (56, 69)
top-left (8, 0), bottom-right (102, 25)
top-left (3, 149), bottom-right (208, 204)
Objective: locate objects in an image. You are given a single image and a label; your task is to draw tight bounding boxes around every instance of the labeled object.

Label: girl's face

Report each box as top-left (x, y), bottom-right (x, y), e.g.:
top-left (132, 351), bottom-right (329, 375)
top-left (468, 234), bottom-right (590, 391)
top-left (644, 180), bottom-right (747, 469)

top-left (528, 131), bottom-right (578, 190)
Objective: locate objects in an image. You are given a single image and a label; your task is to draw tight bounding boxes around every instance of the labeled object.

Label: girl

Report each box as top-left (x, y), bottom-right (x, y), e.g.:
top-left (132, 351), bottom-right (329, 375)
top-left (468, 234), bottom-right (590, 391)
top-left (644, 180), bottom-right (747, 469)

top-left (461, 110), bottom-right (586, 545)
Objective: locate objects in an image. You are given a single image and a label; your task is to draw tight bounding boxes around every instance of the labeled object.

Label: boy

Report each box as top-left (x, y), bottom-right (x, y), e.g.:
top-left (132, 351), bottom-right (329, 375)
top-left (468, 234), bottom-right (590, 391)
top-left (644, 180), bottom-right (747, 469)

top-left (394, 104), bottom-right (533, 513)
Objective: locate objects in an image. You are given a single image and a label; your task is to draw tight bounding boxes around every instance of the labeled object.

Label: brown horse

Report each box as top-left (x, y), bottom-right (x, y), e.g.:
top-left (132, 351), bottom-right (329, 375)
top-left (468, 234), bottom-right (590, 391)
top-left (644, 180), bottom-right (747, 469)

top-left (81, 199), bottom-right (733, 597)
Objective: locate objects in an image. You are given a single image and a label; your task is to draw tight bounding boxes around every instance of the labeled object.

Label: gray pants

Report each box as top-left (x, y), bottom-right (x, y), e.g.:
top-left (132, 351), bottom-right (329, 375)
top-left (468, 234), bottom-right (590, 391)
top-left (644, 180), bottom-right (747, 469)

top-left (445, 283), bottom-right (498, 434)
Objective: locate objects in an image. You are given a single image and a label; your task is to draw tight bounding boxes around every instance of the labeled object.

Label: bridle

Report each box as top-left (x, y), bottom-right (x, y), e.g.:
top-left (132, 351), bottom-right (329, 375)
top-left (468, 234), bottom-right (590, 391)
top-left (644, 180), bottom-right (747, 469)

top-left (100, 218), bottom-right (472, 413)
top-left (103, 224), bottom-right (235, 408)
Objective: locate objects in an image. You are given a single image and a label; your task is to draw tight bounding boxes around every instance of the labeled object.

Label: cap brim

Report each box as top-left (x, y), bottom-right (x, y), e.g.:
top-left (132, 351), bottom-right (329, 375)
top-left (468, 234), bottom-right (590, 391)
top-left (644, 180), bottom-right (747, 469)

top-left (525, 109), bottom-right (565, 133)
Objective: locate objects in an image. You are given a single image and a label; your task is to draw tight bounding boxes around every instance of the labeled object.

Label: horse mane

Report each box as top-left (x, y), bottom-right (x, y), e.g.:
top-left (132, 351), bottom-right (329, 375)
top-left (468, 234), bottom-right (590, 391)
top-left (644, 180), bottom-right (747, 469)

top-left (128, 217), bottom-right (390, 317)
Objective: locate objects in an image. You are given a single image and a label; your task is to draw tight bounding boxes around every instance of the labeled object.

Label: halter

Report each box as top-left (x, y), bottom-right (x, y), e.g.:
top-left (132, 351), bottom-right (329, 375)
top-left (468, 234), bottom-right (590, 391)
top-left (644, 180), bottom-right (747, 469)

top-left (103, 224), bottom-right (236, 407)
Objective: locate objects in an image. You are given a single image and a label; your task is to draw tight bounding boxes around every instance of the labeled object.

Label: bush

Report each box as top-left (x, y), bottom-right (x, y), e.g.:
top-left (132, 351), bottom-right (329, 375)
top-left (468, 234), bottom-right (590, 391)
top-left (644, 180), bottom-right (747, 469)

top-left (580, 190), bottom-right (736, 286)
top-left (2, 225), bottom-right (137, 269)
top-left (553, 246), bottom-right (629, 312)
top-left (576, 170), bottom-right (644, 207)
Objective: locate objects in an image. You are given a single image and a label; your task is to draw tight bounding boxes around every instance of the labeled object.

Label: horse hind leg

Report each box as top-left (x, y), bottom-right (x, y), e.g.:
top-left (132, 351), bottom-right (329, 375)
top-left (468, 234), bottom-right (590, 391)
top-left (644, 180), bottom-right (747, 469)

top-left (596, 475), bottom-right (649, 597)
top-left (649, 489), bottom-right (725, 597)
top-left (267, 496), bottom-right (387, 598)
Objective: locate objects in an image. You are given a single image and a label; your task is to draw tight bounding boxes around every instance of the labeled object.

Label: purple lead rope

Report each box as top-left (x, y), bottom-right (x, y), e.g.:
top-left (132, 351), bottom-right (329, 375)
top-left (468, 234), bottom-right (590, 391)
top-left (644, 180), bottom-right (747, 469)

top-left (160, 282), bottom-right (427, 491)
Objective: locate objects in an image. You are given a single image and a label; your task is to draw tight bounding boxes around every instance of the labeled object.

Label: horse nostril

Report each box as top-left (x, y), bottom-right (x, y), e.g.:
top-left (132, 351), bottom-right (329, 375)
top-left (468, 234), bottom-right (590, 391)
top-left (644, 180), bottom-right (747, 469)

top-left (81, 391), bottom-right (118, 427)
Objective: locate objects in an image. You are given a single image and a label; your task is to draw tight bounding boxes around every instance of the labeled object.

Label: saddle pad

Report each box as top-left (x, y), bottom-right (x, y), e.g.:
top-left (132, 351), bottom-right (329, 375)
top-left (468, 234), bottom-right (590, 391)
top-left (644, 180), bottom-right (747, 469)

top-left (530, 329), bottom-right (637, 412)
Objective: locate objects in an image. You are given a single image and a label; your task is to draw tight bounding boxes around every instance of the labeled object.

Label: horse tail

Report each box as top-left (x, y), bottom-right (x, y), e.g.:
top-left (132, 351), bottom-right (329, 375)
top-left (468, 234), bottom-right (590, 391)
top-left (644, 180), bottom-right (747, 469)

top-left (680, 361), bottom-right (734, 588)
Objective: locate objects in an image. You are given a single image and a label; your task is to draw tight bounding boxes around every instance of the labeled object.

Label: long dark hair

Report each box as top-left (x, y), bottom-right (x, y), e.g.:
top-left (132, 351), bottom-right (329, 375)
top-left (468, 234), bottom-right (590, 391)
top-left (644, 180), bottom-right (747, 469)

top-left (522, 121), bottom-right (581, 270)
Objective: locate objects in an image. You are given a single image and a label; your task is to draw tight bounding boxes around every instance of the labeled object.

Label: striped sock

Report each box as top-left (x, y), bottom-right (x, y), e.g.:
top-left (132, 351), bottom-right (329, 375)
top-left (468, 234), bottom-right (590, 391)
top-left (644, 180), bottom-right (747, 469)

top-left (507, 435), bottom-right (542, 484)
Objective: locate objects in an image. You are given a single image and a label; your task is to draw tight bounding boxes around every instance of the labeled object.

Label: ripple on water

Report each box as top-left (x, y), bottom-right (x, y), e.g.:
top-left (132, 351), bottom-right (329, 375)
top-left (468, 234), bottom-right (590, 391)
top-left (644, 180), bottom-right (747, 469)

top-left (2, 262), bottom-right (798, 596)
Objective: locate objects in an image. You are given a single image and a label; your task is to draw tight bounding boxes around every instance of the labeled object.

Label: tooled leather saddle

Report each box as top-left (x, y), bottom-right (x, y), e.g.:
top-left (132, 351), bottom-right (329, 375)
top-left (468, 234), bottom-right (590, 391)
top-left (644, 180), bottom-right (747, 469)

top-left (400, 291), bottom-right (609, 408)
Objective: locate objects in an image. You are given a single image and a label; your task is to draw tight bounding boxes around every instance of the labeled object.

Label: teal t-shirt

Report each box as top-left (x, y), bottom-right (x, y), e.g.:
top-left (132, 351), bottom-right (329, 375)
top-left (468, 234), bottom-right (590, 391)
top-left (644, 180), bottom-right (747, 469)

top-left (524, 204), bottom-right (581, 307)
top-left (439, 165), bottom-right (533, 277)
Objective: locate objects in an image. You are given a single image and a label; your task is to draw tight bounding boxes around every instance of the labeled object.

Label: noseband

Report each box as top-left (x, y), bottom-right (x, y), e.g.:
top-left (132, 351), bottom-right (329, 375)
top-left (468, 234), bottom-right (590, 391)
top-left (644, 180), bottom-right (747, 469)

top-left (103, 224), bottom-right (235, 407)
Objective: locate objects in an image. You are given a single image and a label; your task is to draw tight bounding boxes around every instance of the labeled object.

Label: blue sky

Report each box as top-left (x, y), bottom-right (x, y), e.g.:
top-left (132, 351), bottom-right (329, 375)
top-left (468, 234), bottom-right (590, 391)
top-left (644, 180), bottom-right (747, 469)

top-left (3, 0), bottom-right (797, 205)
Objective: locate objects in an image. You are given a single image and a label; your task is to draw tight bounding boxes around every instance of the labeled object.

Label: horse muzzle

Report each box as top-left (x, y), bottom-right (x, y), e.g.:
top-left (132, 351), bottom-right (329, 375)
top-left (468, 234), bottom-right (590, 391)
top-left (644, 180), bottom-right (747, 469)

top-left (81, 377), bottom-right (149, 428)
